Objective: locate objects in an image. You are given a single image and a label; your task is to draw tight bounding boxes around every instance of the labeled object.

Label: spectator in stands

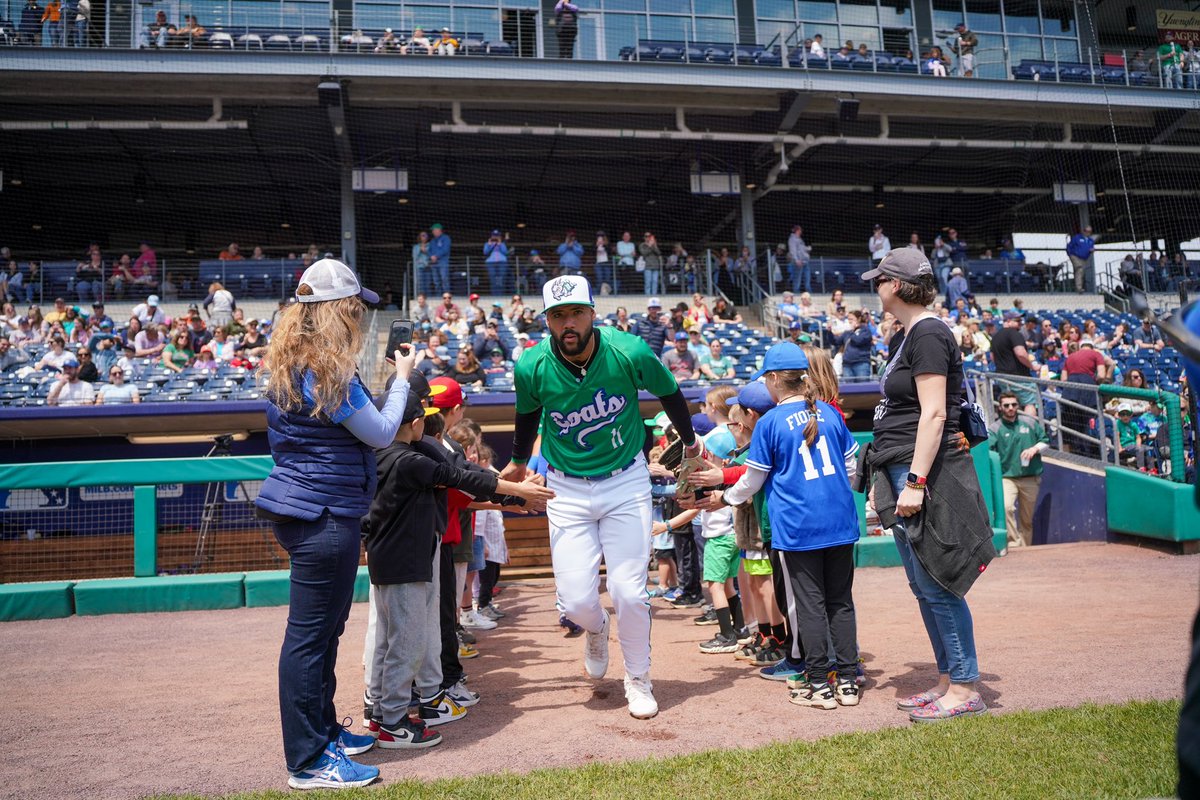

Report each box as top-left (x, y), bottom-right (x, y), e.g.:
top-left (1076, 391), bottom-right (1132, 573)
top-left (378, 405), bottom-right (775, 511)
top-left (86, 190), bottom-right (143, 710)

top-left (132, 294), bottom-right (167, 327)
top-left (787, 225), bottom-right (813, 294)
top-left (170, 14), bottom-right (206, 46)
top-left (435, 27), bottom-right (458, 56)
top-left (667, 302), bottom-right (690, 338)
top-left (203, 281), bottom-right (236, 330)
top-left (946, 228), bottom-right (968, 268)
top-left (235, 320), bottom-right (269, 363)
top-left (930, 234), bottom-right (952, 293)
top-left (825, 288), bottom-right (845, 318)
top-left (1060, 339), bottom-right (1113, 456)
top-left (1124, 367), bottom-right (1151, 392)
top-left (410, 231), bottom-right (434, 295)
top-left (144, 10), bottom-right (170, 47)
top-left (10, 316), bottom-right (37, 346)
top-left (0, 338), bottom-right (30, 373)
top-left (219, 242), bottom-right (244, 261)
top-left (925, 46), bottom-right (948, 76)
top-left (946, 267), bottom-right (969, 308)
top-left (418, 332), bottom-right (450, 378)
top-left (777, 290), bottom-right (799, 326)
top-left (516, 307), bottom-right (543, 335)
top-left (482, 229), bottom-right (510, 294)
top-left (834, 42), bottom-right (852, 62)
top-left (467, 303), bottom-right (487, 334)
top-left (188, 314), bottom-right (213, 352)
top-left (809, 33), bottom-right (824, 58)
top-left (841, 310), bottom-right (874, 380)
top-left (1160, 31), bottom-right (1185, 90)
top-left (1171, 253), bottom-right (1191, 288)
top-left (408, 292), bottom-right (431, 325)
top-left (616, 231), bottom-right (636, 278)
top-left (439, 308), bottom-right (469, 339)
top-left (554, 0), bottom-right (581, 59)
top-left (40, 0), bottom-right (60, 46)
top-left (734, 245), bottom-right (756, 284)
top-left (206, 326), bottom-right (237, 362)
top-left (662, 331), bottom-right (698, 381)
top-left (990, 391), bottom-right (1048, 548)
top-left (505, 294), bottom-right (526, 324)
top-left (471, 319), bottom-right (510, 361)
top-left (434, 292), bottom-right (458, 324)
top-left (638, 231), bottom-right (663, 295)
top-left (992, 311), bottom-right (1038, 414)
top-left (685, 328), bottom-right (707, 362)
top-left (635, 297), bottom-right (668, 353)
top-left (1067, 225), bottom-right (1095, 293)
top-left (448, 346), bottom-right (485, 388)
top-left (952, 22), bottom-right (977, 77)
top-left (868, 224), bottom-right (891, 264)
top-left (96, 365), bottom-right (139, 404)
top-left (700, 339), bottom-right (736, 381)
top-left (401, 26), bottom-right (434, 54)
top-left (47, 355), bottom-right (94, 405)
top-left (373, 27), bottom-right (397, 53)
top-left (0, 301), bottom-right (18, 331)
top-left (609, 305), bottom-right (633, 333)
top-left (1130, 50), bottom-right (1149, 73)
top-left (594, 232), bottom-right (614, 293)
top-left (27, 304), bottom-right (44, 332)
top-left (88, 320), bottom-right (118, 372)
top-left (1114, 403), bottom-right (1148, 468)
top-left (73, 346), bottom-right (98, 382)
top-left (428, 224), bottom-right (451, 294)
top-left (21, 0), bottom-right (42, 46)
top-left (713, 297), bottom-right (742, 324)
top-left (999, 238), bottom-right (1025, 261)
top-left (35, 336), bottom-right (71, 371)
top-left (1134, 318), bottom-right (1166, 352)
top-left (75, 249), bottom-right (104, 304)
top-left (3, 261), bottom-right (23, 304)
top-left (688, 293), bottom-right (712, 327)
top-left (160, 272), bottom-right (178, 301)
top-left (979, 249), bottom-right (993, 260)
top-left (556, 230), bottom-right (583, 277)
top-left (908, 232), bottom-right (925, 254)
top-left (1105, 322), bottom-right (1131, 352)
top-left (682, 253), bottom-right (699, 293)
top-left (162, 330), bottom-right (194, 373)
top-left (88, 301), bottom-right (112, 329)
top-left (134, 323), bottom-right (165, 358)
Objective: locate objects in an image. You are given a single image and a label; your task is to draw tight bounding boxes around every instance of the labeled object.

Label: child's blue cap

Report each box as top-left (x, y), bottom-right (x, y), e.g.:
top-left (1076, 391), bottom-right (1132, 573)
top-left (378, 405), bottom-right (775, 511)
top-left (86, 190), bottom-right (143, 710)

top-left (751, 342), bottom-right (809, 380)
top-left (729, 381), bottom-right (775, 416)
top-left (704, 428), bottom-right (736, 461)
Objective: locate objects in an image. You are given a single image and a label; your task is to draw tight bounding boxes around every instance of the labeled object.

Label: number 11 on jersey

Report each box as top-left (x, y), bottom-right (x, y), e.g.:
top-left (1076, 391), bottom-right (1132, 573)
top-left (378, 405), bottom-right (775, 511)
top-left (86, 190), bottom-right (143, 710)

top-left (798, 438), bottom-right (836, 480)
top-left (611, 428), bottom-right (624, 450)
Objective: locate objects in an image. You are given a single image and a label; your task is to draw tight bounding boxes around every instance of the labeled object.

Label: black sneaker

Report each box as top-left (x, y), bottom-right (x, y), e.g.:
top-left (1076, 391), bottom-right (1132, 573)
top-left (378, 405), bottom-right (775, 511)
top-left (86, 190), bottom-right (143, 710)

top-left (376, 717), bottom-right (443, 749)
top-left (698, 632), bottom-right (741, 654)
top-left (671, 593), bottom-right (704, 608)
top-left (693, 608), bottom-right (719, 626)
top-left (735, 632), bottom-right (765, 661)
top-left (753, 638), bottom-right (786, 666)
top-left (456, 624), bottom-right (476, 645)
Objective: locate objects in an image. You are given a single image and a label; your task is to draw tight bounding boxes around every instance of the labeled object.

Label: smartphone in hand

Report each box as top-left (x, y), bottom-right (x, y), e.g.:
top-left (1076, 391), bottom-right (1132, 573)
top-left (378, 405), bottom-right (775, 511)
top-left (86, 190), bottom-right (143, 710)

top-left (386, 319), bottom-right (414, 360)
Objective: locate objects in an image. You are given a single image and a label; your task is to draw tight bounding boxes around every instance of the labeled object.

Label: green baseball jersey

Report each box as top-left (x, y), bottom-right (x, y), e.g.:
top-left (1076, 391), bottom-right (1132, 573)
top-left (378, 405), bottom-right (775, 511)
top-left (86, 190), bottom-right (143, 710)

top-left (515, 326), bottom-right (679, 476)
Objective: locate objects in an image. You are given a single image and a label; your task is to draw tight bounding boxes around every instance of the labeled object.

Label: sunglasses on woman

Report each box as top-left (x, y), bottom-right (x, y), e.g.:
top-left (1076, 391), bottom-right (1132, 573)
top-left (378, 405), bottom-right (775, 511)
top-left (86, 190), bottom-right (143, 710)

top-left (873, 276), bottom-right (892, 290)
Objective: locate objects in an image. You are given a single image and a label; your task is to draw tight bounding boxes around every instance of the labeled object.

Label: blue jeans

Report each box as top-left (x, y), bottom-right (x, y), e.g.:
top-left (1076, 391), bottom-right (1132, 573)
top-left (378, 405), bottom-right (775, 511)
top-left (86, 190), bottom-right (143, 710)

top-left (43, 20), bottom-right (60, 45)
top-left (273, 511), bottom-right (362, 772)
top-left (73, 17), bottom-right (86, 46)
top-left (789, 261), bottom-right (811, 293)
top-left (884, 464), bottom-right (980, 684)
top-left (486, 261), bottom-right (507, 295)
top-left (432, 261), bottom-right (450, 295)
top-left (1165, 63), bottom-right (1184, 89)
top-left (936, 264), bottom-right (951, 295)
top-left (76, 280), bottom-right (95, 304)
top-left (594, 261), bottom-right (615, 293)
top-left (843, 360), bottom-right (871, 381)
top-left (643, 268), bottom-right (661, 295)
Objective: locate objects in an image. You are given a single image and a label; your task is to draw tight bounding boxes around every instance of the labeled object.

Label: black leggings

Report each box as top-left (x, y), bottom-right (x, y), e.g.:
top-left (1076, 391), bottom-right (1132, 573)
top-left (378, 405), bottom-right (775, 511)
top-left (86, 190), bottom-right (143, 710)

top-left (478, 561), bottom-right (501, 608)
top-left (777, 545), bottom-right (858, 682)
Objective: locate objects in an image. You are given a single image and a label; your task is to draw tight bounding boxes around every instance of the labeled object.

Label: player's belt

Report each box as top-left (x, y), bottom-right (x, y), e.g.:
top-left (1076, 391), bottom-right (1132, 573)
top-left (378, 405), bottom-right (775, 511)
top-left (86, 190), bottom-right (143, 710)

top-left (547, 456), bottom-right (640, 482)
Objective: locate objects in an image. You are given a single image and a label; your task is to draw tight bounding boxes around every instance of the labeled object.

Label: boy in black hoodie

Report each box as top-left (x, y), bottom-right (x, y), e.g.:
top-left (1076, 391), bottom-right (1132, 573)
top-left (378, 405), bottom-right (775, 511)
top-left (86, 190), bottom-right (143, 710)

top-left (363, 379), bottom-right (552, 748)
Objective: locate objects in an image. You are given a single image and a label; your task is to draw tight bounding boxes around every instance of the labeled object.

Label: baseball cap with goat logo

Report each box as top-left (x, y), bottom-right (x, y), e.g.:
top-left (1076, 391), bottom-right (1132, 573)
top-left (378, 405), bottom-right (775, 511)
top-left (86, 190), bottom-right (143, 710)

top-left (542, 274), bottom-right (594, 313)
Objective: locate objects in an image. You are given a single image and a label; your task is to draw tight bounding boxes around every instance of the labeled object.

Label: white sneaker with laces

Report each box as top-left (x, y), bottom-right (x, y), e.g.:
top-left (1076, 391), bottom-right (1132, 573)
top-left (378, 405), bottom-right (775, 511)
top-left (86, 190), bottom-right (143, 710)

top-left (460, 609), bottom-right (498, 630)
top-left (446, 678), bottom-right (480, 707)
top-left (624, 673), bottom-right (658, 719)
top-left (583, 609), bottom-right (610, 679)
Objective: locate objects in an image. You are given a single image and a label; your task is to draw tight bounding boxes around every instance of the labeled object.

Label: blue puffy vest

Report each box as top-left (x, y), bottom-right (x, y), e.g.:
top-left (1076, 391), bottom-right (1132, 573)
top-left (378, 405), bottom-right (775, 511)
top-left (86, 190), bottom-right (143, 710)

top-left (256, 391), bottom-right (376, 522)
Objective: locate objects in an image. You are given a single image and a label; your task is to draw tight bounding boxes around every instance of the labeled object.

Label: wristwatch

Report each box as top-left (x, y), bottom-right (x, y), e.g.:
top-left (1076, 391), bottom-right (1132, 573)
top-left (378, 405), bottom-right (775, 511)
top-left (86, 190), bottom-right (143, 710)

top-left (906, 473), bottom-right (927, 487)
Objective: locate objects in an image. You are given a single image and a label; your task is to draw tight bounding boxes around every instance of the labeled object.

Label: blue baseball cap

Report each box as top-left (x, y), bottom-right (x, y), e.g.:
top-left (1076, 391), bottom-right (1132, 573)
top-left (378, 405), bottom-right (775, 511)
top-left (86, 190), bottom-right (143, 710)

top-left (704, 428), bottom-right (737, 461)
top-left (729, 381), bottom-right (775, 416)
top-left (751, 342), bottom-right (809, 380)
top-left (690, 412), bottom-right (715, 437)
top-left (674, 331), bottom-right (689, 341)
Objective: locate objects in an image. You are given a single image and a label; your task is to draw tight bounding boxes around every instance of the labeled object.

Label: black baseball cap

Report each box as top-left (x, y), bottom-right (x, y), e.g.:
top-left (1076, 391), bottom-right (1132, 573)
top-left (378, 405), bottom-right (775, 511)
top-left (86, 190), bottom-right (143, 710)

top-left (861, 247), bottom-right (934, 282)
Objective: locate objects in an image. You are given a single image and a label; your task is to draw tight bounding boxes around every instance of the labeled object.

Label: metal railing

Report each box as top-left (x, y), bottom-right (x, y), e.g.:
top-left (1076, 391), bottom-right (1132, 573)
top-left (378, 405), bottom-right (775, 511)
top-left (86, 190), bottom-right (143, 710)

top-left (972, 371), bottom-right (1187, 482)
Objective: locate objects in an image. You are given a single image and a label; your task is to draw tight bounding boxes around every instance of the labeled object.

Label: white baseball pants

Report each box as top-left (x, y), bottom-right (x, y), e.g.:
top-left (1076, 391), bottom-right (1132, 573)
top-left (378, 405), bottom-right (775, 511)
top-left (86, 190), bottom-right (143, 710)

top-left (546, 457), bottom-right (654, 677)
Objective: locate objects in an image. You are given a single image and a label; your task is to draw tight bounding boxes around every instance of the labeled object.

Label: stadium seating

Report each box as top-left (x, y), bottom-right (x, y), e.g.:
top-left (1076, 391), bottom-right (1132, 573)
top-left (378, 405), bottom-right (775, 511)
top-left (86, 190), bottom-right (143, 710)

top-left (1011, 58), bottom-right (1153, 86)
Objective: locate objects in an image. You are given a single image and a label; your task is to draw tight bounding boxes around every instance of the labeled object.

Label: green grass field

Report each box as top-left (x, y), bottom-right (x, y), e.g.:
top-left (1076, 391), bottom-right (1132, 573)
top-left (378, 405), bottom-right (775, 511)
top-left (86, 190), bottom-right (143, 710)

top-left (158, 700), bottom-right (1180, 800)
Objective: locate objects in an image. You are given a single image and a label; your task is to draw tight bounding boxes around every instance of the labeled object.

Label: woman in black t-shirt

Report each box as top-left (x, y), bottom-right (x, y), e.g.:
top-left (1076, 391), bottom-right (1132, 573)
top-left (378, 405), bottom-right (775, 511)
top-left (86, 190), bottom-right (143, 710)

top-left (863, 247), bottom-right (994, 724)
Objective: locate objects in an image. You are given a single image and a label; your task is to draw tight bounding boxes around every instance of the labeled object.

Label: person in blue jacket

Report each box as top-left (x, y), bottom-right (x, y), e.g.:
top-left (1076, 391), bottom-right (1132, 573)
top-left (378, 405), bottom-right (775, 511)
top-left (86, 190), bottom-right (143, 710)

top-left (556, 230), bottom-right (584, 276)
top-left (427, 223), bottom-right (452, 295)
top-left (257, 258), bottom-right (419, 791)
top-left (841, 310), bottom-right (875, 381)
top-left (483, 229), bottom-right (509, 296)
top-left (1067, 225), bottom-right (1095, 293)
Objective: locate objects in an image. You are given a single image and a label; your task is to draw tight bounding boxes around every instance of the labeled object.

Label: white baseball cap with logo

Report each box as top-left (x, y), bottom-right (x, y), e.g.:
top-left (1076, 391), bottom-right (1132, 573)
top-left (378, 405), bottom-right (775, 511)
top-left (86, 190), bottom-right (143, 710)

top-left (542, 274), bottom-right (594, 312)
top-left (296, 258), bottom-right (379, 304)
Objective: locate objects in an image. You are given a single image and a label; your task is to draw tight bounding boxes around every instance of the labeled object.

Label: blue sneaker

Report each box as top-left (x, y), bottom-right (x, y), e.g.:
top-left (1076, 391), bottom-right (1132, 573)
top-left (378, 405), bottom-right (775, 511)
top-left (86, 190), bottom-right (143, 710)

top-left (759, 658), bottom-right (807, 682)
top-left (663, 588), bottom-right (683, 602)
top-left (338, 723), bottom-right (377, 756)
top-left (288, 742), bottom-right (380, 790)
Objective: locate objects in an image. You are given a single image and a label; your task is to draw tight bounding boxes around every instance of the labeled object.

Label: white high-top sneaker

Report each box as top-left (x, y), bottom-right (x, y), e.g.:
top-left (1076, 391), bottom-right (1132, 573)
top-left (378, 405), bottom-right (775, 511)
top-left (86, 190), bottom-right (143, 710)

top-left (624, 673), bottom-right (658, 719)
top-left (583, 609), bottom-right (610, 679)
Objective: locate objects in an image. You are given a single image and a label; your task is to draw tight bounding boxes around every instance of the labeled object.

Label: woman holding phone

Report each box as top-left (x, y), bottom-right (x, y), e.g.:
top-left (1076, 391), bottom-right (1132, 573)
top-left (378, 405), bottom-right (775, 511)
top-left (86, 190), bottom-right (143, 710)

top-left (256, 258), bottom-right (418, 790)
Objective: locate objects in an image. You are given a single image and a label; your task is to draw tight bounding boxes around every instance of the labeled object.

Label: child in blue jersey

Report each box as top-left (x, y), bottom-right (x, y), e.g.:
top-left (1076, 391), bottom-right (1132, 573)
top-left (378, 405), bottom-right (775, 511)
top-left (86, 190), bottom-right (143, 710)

top-left (715, 342), bottom-right (862, 709)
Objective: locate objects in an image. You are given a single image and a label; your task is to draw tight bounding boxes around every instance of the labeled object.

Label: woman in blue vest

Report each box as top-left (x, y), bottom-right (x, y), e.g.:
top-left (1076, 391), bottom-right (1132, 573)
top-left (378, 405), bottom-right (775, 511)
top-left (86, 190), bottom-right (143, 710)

top-left (257, 258), bottom-right (417, 790)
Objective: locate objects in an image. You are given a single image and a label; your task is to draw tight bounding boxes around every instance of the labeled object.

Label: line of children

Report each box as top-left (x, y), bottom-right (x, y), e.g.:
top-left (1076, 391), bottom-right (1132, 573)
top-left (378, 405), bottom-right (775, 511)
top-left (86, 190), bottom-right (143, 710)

top-left (362, 374), bottom-right (553, 749)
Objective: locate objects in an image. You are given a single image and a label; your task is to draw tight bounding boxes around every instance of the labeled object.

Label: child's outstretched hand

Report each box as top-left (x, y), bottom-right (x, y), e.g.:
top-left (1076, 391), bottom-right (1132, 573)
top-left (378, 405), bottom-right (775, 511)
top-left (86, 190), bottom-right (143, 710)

top-left (513, 482), bottom-right (555, 513)
top-left (650, 521), bottom-right (669, 537)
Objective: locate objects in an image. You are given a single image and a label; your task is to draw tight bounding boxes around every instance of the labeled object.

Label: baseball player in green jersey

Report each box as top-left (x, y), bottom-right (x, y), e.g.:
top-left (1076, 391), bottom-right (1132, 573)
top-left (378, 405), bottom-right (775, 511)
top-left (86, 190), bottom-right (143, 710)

top-left (501, 275), bottom-right (701, 719)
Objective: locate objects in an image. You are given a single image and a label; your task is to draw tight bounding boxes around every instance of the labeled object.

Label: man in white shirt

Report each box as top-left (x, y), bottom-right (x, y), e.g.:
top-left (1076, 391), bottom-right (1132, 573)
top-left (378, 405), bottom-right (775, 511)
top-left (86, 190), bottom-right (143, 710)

top-left (809, 34), bottom-right (825, 58)
top-left (47, 356), bottom-right (96, 406)
top-left (131, 294), bottom-right (168, 326)
top-left (868, 224), bottom-right (891, 263)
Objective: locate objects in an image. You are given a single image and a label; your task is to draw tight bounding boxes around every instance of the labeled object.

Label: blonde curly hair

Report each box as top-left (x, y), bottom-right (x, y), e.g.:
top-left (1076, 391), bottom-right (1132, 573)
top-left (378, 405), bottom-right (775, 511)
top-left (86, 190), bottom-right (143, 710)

top-left (261, 292), bottom-right (365, 417)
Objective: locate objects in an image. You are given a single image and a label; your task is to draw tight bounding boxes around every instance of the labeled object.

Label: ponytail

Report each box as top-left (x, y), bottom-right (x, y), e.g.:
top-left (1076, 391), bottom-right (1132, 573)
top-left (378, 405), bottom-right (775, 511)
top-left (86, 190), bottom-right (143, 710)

top-left (803, 395), bottom-right (819, 448)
